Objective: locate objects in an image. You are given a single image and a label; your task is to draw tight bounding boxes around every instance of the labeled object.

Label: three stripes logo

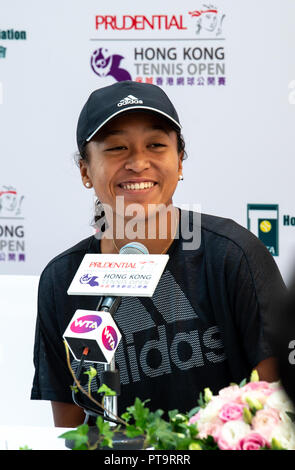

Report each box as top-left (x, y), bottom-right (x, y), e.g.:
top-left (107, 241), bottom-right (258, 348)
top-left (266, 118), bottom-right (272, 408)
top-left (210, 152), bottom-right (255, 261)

top-left (117, 95), bottom-right (143, 107)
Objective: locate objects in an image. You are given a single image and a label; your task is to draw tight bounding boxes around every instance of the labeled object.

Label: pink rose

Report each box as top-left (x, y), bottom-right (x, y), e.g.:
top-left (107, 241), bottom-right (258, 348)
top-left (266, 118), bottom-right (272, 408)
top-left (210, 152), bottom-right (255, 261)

top-left (218, 437), bottom-right (236, 450)
top-left (219, 403), bottom-right (245, 422)
top-left (189, 411), bottom-right (201, 425)
top-left (197, 421), bottom-right (222, 440)
top-left (251, 408), bottom-right (281, 440)
top-left (242, 381), bottom-right (273, 396)
top-left (218, 385), bottom-right (242, 402)
top-left (236, 432), bottom-right (270, 450)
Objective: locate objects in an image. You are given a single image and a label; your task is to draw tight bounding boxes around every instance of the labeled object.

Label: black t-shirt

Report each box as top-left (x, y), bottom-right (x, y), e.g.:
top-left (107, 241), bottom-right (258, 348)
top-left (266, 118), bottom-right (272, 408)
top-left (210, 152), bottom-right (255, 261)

top-left (30, 211), bottom-right (286, 417)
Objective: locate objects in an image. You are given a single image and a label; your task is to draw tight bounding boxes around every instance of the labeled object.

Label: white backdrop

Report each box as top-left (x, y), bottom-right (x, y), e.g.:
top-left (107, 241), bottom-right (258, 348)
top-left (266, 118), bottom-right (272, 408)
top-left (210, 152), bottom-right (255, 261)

top-left (0, 0), bottom-right (294, 427)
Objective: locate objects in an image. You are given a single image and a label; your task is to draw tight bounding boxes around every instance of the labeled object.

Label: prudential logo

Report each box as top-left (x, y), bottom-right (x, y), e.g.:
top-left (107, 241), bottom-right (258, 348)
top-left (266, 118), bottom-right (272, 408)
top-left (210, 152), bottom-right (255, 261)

top-left (247, 204), bottom-right (279, 256)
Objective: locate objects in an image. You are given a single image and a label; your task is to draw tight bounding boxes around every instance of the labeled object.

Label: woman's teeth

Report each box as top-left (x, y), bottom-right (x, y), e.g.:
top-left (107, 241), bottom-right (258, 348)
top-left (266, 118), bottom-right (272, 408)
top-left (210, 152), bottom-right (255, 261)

top-left (121, 182), bottom-right (155, 190)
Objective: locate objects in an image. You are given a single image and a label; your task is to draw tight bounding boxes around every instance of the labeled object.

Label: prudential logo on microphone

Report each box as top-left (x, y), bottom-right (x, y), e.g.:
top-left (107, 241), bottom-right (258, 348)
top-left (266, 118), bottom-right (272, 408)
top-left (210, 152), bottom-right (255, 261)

top-left (70, 314), bottom-right (102, 333)
top-left (102, 326), bottom-right (118, 351)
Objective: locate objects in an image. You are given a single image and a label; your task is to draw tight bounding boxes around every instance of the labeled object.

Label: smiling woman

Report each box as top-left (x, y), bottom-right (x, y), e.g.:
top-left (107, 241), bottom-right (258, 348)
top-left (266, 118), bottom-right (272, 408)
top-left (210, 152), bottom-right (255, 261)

top-left (31, 81), bottom-right (286, 429)
top-left (75, 81), bottom-right (188, 255)
top-left (78, 112), bottom-right (184, 254)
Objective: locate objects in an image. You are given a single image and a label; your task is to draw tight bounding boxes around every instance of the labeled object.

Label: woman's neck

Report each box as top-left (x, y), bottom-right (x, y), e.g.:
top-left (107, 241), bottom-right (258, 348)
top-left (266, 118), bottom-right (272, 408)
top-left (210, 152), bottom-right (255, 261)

top-left (100, 206), bottom-right (179, 255)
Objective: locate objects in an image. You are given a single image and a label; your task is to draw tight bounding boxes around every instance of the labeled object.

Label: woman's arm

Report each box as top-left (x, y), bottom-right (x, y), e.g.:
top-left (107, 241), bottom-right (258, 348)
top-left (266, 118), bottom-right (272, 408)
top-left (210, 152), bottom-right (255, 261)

top-left (51, 401), bottom-right (85, 427)
top-left (255, 357), bottom-right (279, 382)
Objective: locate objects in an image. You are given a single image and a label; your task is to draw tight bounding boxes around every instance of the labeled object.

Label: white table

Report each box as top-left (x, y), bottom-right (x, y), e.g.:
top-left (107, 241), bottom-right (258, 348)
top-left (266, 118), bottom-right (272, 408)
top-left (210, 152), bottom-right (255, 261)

top-left (0, 426), bottom-right (72, 450)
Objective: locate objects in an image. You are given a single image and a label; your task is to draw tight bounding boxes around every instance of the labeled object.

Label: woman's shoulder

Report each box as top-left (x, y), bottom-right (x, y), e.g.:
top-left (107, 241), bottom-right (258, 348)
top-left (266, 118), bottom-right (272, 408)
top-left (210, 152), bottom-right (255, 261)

top-left (194, 211), bottom-right (267, 254)
top-left (39, 234), bottom-right (99, 281)
top-left (196, 211), bottom-right (282, 279)
top-left (181, 209), bottom-right (274, 263)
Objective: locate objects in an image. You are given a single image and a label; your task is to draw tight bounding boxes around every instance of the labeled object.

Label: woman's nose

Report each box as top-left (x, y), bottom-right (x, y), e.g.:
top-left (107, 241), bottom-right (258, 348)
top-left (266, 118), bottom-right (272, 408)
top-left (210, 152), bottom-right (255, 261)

top-left (124, 150), bottom-right (151, 172)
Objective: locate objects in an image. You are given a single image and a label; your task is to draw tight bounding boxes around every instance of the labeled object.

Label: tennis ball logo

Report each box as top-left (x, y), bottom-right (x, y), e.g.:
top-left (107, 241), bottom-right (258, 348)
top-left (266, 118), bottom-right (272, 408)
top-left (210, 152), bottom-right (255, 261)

top-left (260, 220), bottom-right (272, 233)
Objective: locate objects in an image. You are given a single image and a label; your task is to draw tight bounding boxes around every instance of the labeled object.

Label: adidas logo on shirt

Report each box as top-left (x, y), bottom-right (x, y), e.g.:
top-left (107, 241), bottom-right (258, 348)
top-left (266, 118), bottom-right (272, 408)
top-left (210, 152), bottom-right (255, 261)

top-left (117, 95), bottom-right (143, 107)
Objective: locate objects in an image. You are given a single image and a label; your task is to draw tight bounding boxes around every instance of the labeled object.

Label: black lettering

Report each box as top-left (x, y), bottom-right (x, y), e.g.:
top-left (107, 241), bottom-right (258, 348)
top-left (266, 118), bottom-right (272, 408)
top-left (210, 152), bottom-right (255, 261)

top-left (204, 47), bottom-right (214, 60)
top-left (167, 48), bottom-right (177, 60)
top-left (215, 47), bottom-right (224, 60)
top-left (192, 47), bottom-right (202, 60)
top-left (145, 48), bottom-right (155, 60)
top-left (183, 48), bottom-right (191, 60)
top-left (134, 48), bottom-right (144, 60)
top-left (15, 225), bottom-right (24, 237)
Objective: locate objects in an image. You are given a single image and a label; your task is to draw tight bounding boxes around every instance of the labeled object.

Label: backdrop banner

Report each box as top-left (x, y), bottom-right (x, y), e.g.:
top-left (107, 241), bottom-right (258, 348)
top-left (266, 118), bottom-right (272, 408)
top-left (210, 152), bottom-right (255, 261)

top-left (0, 0), bottom-right (294, 284)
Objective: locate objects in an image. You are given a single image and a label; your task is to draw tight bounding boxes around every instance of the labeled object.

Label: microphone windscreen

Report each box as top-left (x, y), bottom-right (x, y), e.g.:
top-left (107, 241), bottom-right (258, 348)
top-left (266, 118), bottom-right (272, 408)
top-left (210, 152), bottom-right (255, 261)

top-left (119, 242), bottom-right (149, 255)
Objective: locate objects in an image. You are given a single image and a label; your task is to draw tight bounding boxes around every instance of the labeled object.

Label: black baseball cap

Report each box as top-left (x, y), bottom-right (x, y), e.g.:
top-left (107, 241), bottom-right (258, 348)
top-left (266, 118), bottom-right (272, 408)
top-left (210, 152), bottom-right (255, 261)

top-left (76, 80), bottom-right (181, 153)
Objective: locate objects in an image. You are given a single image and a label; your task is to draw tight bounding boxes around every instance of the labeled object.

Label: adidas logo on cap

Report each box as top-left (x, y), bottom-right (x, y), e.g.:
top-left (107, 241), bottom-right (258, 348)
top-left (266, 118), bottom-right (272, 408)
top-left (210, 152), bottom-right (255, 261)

top-left (117, 95), bottom-right (144, 107)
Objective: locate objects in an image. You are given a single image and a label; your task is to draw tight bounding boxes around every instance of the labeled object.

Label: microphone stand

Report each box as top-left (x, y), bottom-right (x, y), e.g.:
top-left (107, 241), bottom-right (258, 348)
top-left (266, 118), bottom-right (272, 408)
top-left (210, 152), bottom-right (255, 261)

top-left (103, 357), bottom-right (117, 427)
top-left (85, 296), bottom-right (145, 449)
top-left (67, 296), bottom-right (144, 449)
top-left (96, 296), bottom-right (121, 427)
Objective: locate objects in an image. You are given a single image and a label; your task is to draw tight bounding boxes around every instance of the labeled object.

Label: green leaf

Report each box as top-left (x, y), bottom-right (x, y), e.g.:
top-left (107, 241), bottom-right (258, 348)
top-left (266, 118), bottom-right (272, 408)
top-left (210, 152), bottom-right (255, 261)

top-left (187, 423), bottom-right (199, 438)
top-left (188, 406), bottom-right (200, 418)
top-left (204, 387), bottom-right (213, 403)
top-left (239, 378), bottom-right (247, 388)
top-left (271, 437), bottom-right (287, 450)
top-left (97, 384), bottom-right (116, 396)
top-left (198, 435), bottom-right (219, 450)
top-left (245, 396), bottom-right (263, 413)
top-left (168, 409), bottom-right (180, 421)
top-left (59, 424), bottom-right (89, 450)
top-left (84, 366), bottom-right (97, 380)
top-left (120, 411), bottom-right (131, 422)
top-left (189, 442), bottom-right (202, 450)
top-left (126, 397), bottom-right (151, 432)
top-left (95, 416), bottom-right (115, 449)
top-left (286, 411), bottom-right (295, 423)
top-left (250, 369), bottom-right (259, 382)
top-left (125, 424), bottom-right (144, 438)
top-left (243, 406), bottom-right (253, 425)
top-left (197, 391), bottom-right (205, 408)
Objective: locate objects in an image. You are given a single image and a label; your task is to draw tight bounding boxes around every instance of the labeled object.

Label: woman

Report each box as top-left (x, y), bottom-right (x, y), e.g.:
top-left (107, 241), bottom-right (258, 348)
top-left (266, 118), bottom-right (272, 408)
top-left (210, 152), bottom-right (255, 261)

top-left (31, 81), bottom-right (285, 427)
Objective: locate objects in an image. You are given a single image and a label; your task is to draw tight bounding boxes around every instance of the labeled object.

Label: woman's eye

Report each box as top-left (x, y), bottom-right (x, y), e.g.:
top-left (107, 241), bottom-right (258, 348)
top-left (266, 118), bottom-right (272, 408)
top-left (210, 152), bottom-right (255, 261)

top-left (150, 143), bottom-right (166, 148)
top-left (106, 146), bottom-right (127, 151)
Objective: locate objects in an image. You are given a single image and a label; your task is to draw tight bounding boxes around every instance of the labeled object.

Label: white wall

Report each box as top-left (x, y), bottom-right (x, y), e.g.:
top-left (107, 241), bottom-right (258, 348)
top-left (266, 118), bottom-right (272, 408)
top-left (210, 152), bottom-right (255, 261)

top-left (0, 275), bottom-right (53, 426)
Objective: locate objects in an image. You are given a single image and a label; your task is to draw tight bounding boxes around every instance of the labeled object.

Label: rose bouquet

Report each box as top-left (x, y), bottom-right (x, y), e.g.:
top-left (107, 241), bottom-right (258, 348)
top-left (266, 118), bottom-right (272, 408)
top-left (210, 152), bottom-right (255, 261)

top-left (60, 345), bottom-right (295, 451)
top-left (189, 371), bottom-right (295, 450)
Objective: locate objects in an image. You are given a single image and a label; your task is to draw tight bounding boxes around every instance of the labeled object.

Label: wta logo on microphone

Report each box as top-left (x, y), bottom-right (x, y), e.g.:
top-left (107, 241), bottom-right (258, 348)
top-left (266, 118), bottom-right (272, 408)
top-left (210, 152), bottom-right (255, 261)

top-left (102, 326), bottom-right (118, 351)
top-left (70, 314), bottom-right (102, 334)
top-left (63, 309), bottom-right (122, 364)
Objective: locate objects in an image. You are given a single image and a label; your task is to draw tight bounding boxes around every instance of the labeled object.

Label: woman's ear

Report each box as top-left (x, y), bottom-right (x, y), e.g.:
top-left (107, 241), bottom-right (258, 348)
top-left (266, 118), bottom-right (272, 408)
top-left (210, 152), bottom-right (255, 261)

top-left (79, 159), bottom-right (92, 188)
top-left (178, 151), bottom-right (184, 173)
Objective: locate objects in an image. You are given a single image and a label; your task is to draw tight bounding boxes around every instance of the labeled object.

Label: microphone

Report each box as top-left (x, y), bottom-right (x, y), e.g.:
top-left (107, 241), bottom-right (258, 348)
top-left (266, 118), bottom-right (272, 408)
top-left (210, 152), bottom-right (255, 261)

top-left (63, 241), bottom-right (149, 424)
top-left (99, 242), bottom-right (149, 424)
top-left (63, 242), bottom-right (149, 364)
top-left (63, 308), bottom-right (121, 364)
top-left (119, 242), bottom-right (149, 254)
